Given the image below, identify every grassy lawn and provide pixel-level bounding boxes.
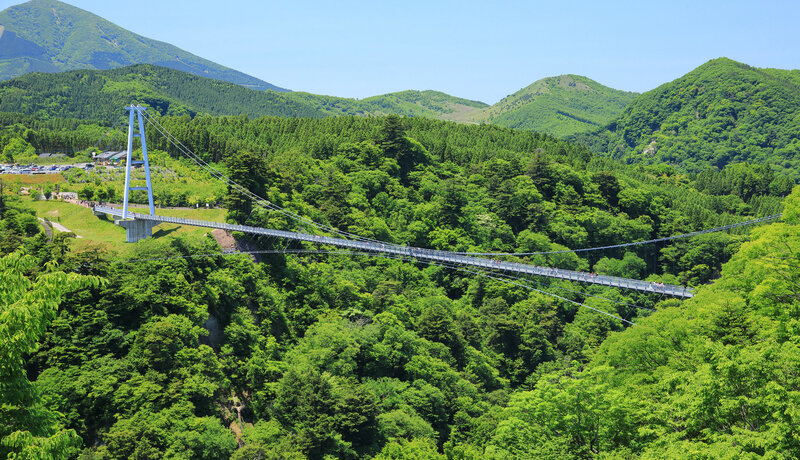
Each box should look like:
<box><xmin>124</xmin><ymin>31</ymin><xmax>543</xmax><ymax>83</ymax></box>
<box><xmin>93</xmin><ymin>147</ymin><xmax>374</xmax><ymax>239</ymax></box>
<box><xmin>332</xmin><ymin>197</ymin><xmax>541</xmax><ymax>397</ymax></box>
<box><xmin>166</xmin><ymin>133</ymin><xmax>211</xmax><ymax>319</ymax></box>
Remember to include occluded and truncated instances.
<box><xmin>26</xmin><ymin>199</ymin><xmax>228</xmax><ymax>255</ymax></box>
<box><xmin>1</xmin><ymin>173</ymin><xmax>67</xmax><ymax>189</ymax></box>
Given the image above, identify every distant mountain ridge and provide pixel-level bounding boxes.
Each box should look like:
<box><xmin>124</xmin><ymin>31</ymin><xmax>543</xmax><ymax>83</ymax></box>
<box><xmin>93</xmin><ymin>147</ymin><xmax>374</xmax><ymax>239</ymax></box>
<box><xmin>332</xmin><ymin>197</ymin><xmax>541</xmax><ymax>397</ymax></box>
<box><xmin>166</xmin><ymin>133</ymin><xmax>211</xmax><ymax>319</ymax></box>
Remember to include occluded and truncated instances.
<box><xmin>7</xmin><ymin>0</ymin><xmax>795</xmax><ymax>169</ymax></box>
<box><xmin>0</xmin><ymin>0</ymin><xmax>636</xmax><ymax>138</ymax></box>
<box><xmin>575</xmin><ymin>58</ymin><xmax>800</xmax><ymax>176</ymax></box>
<box><xmin>0</xmin><ymin>64</ymin><xmax>490</xmax><ymax>121</ymax></box>
<box><xmin>0</xmin><ymin>0</ymin><xmax>287</xmax><ymax>91</ymax></box>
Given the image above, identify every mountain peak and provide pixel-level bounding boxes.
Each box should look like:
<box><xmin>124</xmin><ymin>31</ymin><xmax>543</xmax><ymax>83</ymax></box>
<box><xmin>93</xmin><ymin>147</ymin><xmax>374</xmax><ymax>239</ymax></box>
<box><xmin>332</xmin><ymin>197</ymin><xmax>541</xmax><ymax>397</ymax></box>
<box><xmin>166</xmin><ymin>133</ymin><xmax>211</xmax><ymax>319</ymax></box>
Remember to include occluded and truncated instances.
<box><xmin>692</xmin><ymin>57</ymin><xmax>753</xmax><ymax>72</ymax></box>
<box><xmin>467</xmin><ymin>75</ymin><xmax>637</xmax><ymax>137</ymax></box>
<box><xmin>0</xmin><ymin>0</ymin><xmax>288</xmax><ymax>91</ymax></box>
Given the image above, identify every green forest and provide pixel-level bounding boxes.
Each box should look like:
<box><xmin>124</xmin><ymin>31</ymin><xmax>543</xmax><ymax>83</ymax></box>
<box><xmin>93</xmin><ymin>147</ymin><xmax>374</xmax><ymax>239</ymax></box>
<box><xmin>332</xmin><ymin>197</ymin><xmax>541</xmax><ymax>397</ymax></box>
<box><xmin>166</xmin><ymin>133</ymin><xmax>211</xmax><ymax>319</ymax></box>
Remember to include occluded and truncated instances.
<box><xmin>2</xmin><ymin>108</ymin><xmax>798</xmax><ymax>458</ymax></box>
<box><xmin>575</xmin><ymin>58</ymin><xmax>800</xmax><ymax>178</ymax></box>
<box><xmin>0</xmin><ymin>65</ymin><xmax>488</xmax><ymax>124</ymax></box>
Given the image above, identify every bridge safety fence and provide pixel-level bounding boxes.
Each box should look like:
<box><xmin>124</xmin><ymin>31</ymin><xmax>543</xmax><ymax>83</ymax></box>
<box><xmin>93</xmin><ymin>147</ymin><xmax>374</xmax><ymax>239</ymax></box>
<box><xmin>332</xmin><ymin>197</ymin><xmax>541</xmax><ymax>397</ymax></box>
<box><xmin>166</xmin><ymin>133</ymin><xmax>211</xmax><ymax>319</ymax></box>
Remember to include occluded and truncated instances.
<box><xmin>96</xmin><ymin>206</ymin><xmax>693</xmax><ymax>298</ymax></box>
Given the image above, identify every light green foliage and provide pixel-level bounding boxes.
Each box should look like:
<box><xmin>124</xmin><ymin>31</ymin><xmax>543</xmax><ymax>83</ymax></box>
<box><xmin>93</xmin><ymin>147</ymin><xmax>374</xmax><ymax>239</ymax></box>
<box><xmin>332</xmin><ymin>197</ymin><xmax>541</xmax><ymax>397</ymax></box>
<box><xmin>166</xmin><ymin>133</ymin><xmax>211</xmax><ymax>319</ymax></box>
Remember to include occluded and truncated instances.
<box><xmin>128</xmin><ymin>314</ymin><xmax>204</xmax><ymax>372</ymax></box>
<box><xmin>474</xmin><ymin>75</ymin><xmax>638</xmax><ymax>137</ymax></box>
<box><xmin>515</xmin><ymin>185</ymin><xmax>800</xmax><ymax>457</ymax></box>
<box><xmin>2</xmin><ymin>137</ymin><xmax>35</xmax><ymax>163</ymax></box>
<box><xmin>782</xmin><ymin>187</ymin><xmax>800</xmax><ymax>224</ymax></box>
<box><xmin>0</xmin><ymin>252</ymin><xmax>102</xmax><ymax>459</ymax></box>
<box><xmin>490</xmin><ymin>365</ymin><xmax>637</xmax><ymax>458</ymax></box>
<box><xmin>594</xmin><ymin>252</ymin><xmax>647</xmax><ymax>279</ymax></box>
<box><xmin>373</xmin><ymin>438</ymin><xmax>445</xmax><ymax>460</ymax></box>
<box><xmin>233</xmin><ymin>420</ymin><xmax>306</xmax><ymax>460</ymax></box>
<box><xmin>377</xmin><ymin>410</ymin><xmax>437</xmax><ymax>442</ymax></box>
<box><xmin>101</xmin><ymin>401</ymin><xmax>235</xmax><ymax>459</ymax></box>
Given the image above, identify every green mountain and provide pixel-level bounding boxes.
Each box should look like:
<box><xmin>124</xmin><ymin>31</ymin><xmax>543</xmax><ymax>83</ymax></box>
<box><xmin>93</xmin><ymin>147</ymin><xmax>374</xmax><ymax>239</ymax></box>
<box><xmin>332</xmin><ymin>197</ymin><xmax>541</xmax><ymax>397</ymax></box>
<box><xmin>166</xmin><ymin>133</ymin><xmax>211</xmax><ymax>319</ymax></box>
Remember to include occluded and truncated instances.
<box><xmin>467</xmin><ymin>75</ymin><xmax>637</xmax><ymax>137</ymax></box>
<box><xmin>0</xmin><ymin>65</ymin><xmax>319</xmax><ymax>120</ymax></box>
<box><xmin>360</xmin><ymin>90</ymin><xmax>488</xmax><ymax>117</ymax></box>
<box><xmin>0</xmin><ymin>0</ymin><xmax>634</xmax><ymax>138</ymax></box>
<box><xmin>578</xmin><ymin>58</ymin><xmax>800</xmax><ymax>176</ymax></box>
<box><xmin>0</xmin><ymin>61</ymin><xmax>635</xmax><ymax>138</ymax></box>
<box><xmin>0</xmin><ymin>0</ymin><xmax>287</xmax><ymax>91</ymax></box>
<box><xmin>0</xmin><ymin>64</ymin><xmax>490</xmax><ymax>122</ymax></box>
<box><xmin>280</xmin><ymin>89</ymin><xmax>489</xmax><ymax>120</ymax></box>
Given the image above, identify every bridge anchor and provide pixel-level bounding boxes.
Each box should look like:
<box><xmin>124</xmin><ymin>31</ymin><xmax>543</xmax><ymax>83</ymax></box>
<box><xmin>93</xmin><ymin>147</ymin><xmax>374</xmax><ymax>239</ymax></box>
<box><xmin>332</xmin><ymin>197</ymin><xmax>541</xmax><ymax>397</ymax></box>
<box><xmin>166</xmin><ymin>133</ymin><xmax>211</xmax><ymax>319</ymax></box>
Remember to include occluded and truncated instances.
<box><xmin>115</xmin><ymin>218</ymin><xmax>159</xmax><ymax>243</ymax></box>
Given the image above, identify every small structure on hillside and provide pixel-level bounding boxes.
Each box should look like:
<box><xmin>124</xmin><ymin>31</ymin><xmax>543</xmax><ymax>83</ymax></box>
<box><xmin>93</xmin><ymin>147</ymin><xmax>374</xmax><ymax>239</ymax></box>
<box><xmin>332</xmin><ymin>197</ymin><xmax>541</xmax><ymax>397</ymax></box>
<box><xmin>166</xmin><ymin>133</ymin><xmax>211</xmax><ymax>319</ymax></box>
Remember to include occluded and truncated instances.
<box><xmin>93</xmin><ymin>151</ymin><xmax>127</xmax><ymax>166</ymax></box>
<box><xmin>38</xmin><ymin>153</ymin><xmax>67</xmax><ymax>159</ymax></box>
<box><xmin>55</xmin><ymin>191</ymin><xmax>78</xmax><ymax>200</ymax></box>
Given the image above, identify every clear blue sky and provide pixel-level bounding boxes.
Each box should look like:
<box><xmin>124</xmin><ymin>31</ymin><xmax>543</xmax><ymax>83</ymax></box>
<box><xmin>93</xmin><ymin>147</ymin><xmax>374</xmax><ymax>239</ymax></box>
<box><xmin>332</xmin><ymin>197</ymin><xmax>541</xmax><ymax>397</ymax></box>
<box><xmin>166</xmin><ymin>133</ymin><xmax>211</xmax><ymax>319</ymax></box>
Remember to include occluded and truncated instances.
<box><xmin>2</xmin><ymin>0</ymin><xmax>799</xmax><ymax>103</ymax></box>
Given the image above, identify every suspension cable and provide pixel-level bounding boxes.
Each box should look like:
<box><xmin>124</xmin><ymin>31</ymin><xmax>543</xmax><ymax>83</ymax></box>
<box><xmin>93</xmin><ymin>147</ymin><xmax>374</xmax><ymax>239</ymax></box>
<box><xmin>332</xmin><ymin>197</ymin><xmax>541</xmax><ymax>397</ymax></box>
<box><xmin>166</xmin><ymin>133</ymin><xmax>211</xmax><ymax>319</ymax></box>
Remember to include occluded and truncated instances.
<box><xmin>437</xmin><ymin>261</ymin><xmax>637</xmax><ymax>326</ymax></box>
<box><xmin>139</xmin><ymin>110</ymin><xmax>779</xmax><ymax>259</ymax></box>
<box><xmin>91</xmin><ymin>114</ymin><xmax>126</xmax><ymax>153</ymax></box>
<box><xmin>113</xmin><ymin>246</ymin><xmax>652</xmax><ymax>311</ymax></box>
<box><xmin>451</xmin><ymin>214</ymin><xmax>782</xmax><ymax>256</ymax></box>
<box><xmin>143</xmin><ymin>112</ymin><xmax>400</xmax><ymax>246</ymax></box>
<box><xmin>458</xmin><ymin>264</ymin><xmax>656</xmax><ymax>312</ymax></box>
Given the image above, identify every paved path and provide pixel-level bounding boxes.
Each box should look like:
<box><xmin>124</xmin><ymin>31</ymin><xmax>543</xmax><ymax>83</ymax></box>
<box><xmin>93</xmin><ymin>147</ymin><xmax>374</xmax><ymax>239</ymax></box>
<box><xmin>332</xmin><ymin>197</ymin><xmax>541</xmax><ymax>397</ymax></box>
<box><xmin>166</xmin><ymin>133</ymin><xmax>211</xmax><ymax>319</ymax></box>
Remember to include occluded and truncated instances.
<box><xmin>38</xmin><ymin>217</ymin><xmax>82</xmax><ymax>238</ymax></box>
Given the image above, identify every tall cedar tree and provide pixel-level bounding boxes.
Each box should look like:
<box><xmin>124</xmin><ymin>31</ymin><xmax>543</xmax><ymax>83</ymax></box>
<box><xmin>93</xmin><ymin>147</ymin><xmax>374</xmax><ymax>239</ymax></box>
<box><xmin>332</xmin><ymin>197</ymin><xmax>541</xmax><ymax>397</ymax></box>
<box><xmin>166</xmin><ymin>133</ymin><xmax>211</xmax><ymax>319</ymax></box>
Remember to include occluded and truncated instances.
<box><xmin>224</xmin><ymin>151</ymin><xmax>268</xmax><ymax>224</ymax></box>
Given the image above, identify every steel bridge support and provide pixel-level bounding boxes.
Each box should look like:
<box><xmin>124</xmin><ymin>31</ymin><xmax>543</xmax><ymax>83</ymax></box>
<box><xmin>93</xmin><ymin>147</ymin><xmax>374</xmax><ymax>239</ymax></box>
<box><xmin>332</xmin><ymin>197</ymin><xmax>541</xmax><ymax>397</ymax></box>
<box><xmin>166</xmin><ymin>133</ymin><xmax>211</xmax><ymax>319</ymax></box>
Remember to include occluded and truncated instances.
<box><xmin>122</xmin><ymin>105</ymin><xmax>155</xmax><ymax>219</ymax></box>
<box><xmin>113</xmin><ymin>104</ymin><xmax>159</xmax><ymax>242</ymax></box>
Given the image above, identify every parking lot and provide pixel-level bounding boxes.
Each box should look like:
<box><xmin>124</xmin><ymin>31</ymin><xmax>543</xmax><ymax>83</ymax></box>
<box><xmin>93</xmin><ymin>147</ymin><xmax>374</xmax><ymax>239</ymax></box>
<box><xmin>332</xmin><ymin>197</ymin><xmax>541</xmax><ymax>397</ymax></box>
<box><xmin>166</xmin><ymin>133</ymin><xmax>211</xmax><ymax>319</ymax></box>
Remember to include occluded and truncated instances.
<box><xmin>0</xmin><ymin>163</ymin><xmax>95</xmax><ymax>174</ymax></box>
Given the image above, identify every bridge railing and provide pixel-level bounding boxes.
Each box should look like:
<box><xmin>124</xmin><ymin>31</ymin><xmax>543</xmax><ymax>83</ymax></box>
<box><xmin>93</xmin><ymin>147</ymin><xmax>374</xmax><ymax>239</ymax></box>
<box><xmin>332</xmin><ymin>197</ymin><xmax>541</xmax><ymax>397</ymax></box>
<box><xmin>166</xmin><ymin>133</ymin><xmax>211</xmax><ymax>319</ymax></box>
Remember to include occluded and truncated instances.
<box><xmin>94</xmin><ymin>206</ymin><xmax>693</xmax><ymax>298</ymax></box>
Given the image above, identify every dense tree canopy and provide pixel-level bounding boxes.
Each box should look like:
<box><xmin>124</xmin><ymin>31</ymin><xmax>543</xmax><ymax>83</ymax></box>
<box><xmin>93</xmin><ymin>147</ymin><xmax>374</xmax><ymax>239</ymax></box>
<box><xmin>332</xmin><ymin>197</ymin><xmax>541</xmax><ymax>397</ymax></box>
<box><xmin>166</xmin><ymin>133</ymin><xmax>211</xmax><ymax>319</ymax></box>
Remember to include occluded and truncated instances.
<box><xmin>0</xmin><ymin>106</ymin><xmax>796</xmax><ymax>458</ymax></box>
<box><xmin>575</xmin><ymin>58</ymin><xmax>800</xmax><ymax>178</ymax></box>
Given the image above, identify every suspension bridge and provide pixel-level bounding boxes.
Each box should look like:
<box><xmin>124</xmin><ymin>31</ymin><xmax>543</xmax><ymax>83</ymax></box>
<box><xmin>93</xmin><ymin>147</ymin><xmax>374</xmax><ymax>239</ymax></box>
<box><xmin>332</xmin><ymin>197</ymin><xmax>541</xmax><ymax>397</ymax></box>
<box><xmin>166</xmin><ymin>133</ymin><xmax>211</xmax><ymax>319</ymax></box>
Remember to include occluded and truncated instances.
<box><xmin>91</xmin><ymin>105</ymin><xmax>784</xmax><ymax>321</ymax></box>
<box><xmin>94</xmin><ymin>204</ymin><xmax>695</xmax><ymax>298</ymax></box>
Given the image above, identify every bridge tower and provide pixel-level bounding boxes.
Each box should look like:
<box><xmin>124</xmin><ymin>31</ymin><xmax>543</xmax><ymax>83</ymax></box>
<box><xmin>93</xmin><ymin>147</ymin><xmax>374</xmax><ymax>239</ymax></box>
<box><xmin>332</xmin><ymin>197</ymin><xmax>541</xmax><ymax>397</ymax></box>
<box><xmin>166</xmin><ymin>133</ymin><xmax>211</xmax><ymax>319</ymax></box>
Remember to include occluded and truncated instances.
<box><xmin>115</xmin><ymin>105</ymin><xmax>159</xmax><ymax>242</ymax></box>
<box><xmin>122</xmin><ymin>105</ymin><xmax>155</xmax><ymax>219</ymax></box>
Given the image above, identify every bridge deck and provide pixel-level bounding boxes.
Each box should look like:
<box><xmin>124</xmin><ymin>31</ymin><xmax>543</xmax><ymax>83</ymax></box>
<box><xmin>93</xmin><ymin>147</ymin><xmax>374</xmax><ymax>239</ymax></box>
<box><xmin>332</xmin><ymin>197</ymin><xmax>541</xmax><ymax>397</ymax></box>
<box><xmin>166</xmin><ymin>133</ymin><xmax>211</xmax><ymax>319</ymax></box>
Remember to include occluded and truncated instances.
<box><xmin>95</xmin><ymin>206</ymin><xmax>693</xmax><ymax>298</ymax></box>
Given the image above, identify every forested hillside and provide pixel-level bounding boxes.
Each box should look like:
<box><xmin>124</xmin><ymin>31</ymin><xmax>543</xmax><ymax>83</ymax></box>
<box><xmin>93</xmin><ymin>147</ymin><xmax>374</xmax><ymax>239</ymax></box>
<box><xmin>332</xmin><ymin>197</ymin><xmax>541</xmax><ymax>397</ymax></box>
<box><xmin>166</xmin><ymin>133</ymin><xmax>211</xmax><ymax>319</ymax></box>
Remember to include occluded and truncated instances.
<box><xmin>0</xmin><ymin>64</ymin><xmax>637</xmax><ymax>139</ymax></box>
<box><xmin>484</xmin><ymin>187</ymin><xmax>800</xmax><ymax>458</ymax></box>
<box><xmin>1</xmin><ymin>109</ymin><xmax>792</xmax><ymax>458</ymax></box>
<box><xmin>470</xmin><ymin>75</ymin><xmax>637</xmax><ymax>137</ymax></box>
<box><xmin>575</xmin><ymin>58</ymin><xmax>800</xmax><ymax>178</ymax></box>
<box><xmin>360</xmin><ymin>90</ymin><xmax>488</xmax><ymax>118</ymax></box>
<box><xmin>0</xmin><ymin>65</ymin><xmax>326</xmax><ymax>121</ymax></box>
<box><xmin>0</xmin><ymin>65</ymin><xmax>491</xmax><ymax>123</ymax></box>
<box><xmin>0</xmin><ymin>0</ymin><xmax>285</xmax><ymax>91</ymax></box>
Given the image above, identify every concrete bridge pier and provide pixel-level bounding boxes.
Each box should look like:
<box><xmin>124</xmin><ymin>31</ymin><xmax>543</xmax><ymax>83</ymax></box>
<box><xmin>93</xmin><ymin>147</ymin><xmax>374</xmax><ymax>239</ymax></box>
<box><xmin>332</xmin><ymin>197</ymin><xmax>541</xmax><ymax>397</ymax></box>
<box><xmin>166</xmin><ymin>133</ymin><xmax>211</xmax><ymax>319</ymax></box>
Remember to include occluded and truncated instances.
<box><xmin>115</xmin><ymin>219</ymin><xmax>160</xmax><ymax>243</ymax></box>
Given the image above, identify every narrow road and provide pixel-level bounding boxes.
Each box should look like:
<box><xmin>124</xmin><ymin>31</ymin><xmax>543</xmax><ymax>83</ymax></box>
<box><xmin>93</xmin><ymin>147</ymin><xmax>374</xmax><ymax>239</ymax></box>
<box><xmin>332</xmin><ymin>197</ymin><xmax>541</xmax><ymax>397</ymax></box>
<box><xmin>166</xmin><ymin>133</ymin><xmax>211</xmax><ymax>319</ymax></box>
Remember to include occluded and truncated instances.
<box><xmin>38</xmin><ymin>217</ymin><xmax>82</xmax><ymax>238</ymax></box>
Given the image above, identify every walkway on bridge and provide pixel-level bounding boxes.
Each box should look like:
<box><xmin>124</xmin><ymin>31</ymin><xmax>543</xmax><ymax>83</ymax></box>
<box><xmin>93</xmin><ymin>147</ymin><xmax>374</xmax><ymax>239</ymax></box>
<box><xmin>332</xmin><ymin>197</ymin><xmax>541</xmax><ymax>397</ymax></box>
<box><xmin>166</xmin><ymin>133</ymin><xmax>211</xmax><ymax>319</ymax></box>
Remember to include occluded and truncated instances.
<box><xmin>94</xmin><ymin>205</ymin><xmax>694</xmax><ymax>298</ymax></box>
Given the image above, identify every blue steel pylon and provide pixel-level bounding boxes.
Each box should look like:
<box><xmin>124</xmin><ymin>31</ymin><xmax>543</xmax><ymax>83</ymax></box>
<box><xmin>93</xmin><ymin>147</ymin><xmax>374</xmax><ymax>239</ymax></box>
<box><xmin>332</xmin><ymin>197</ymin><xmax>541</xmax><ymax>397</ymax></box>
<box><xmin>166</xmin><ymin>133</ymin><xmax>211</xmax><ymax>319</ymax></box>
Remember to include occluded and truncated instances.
<box><xmin>122</xmin><ymin>105</ymin><xmax>155</xmax><ymax>219</ymax></box>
